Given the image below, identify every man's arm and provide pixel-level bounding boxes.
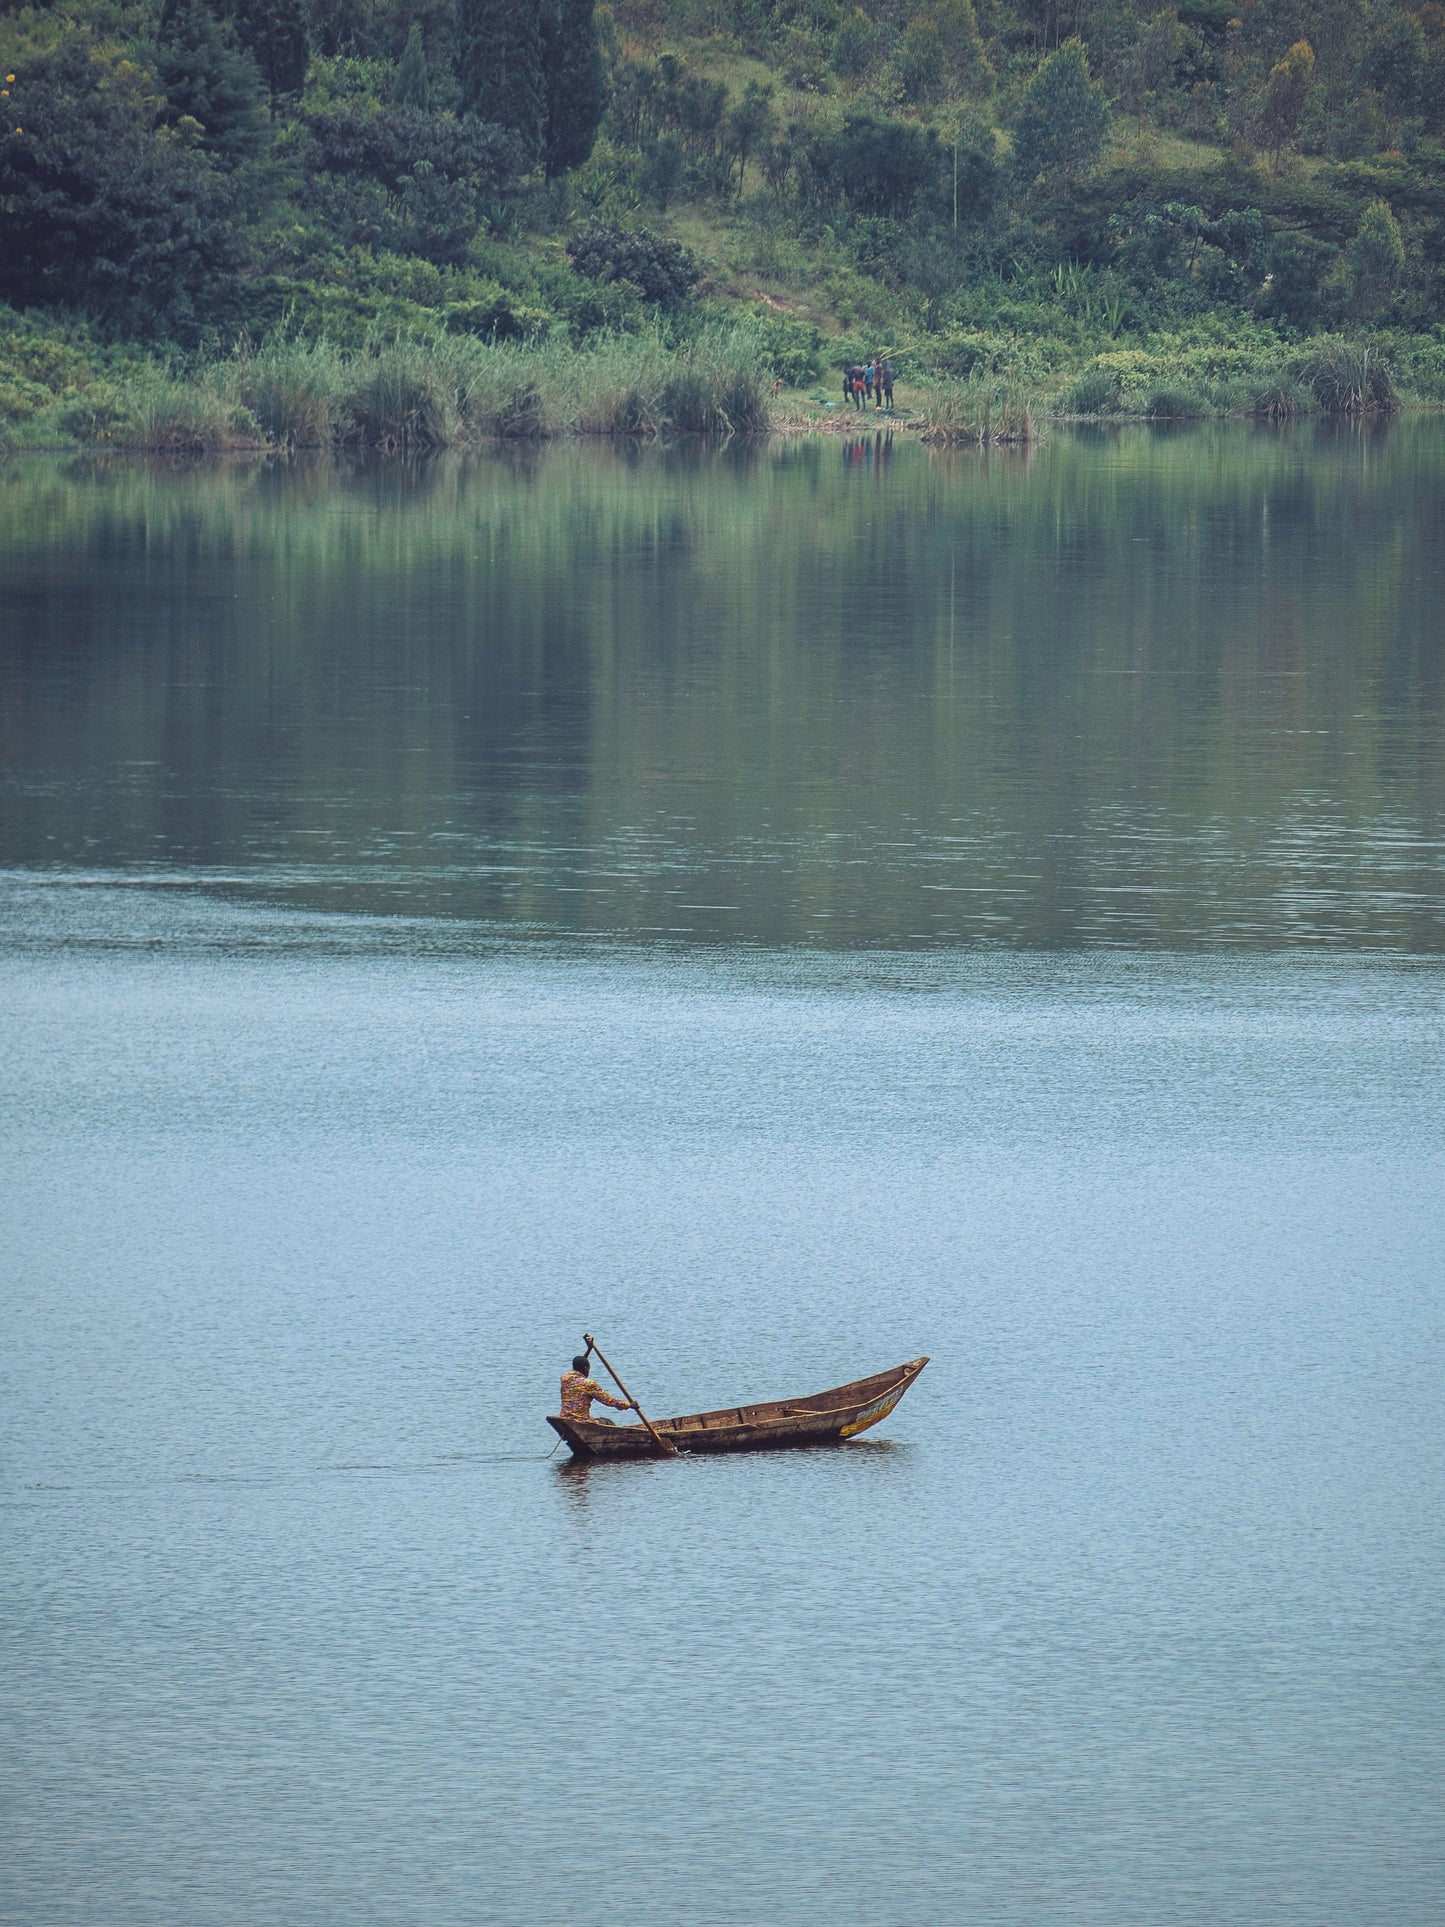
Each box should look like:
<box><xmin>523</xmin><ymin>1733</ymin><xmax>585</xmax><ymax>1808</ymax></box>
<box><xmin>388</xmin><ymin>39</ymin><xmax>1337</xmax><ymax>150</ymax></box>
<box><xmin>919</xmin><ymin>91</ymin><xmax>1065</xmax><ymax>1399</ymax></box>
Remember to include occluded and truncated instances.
<box><xmin>588</xmin><ymin>1381</ymin><xmax>632</xmax><ymax>1411</ymax></box>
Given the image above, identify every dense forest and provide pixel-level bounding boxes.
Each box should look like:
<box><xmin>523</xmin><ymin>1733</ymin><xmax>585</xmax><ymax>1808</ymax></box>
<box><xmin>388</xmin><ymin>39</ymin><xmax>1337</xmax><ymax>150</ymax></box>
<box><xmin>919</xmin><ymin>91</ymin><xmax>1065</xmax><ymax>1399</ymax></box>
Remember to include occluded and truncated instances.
<box><xmin>2</xmin><ymin>0</ymin><xmax>1444</xmax><ymax>442</ymax></box>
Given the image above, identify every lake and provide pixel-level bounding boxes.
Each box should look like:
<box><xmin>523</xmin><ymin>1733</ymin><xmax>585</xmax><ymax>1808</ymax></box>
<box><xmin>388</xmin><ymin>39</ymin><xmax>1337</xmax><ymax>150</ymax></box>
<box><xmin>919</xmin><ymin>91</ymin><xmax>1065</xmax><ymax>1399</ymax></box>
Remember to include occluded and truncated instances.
<box><xmin>3</xmin><ymin>424</ymin><xmax>1443</xmax><ymax>1925</ymax></box>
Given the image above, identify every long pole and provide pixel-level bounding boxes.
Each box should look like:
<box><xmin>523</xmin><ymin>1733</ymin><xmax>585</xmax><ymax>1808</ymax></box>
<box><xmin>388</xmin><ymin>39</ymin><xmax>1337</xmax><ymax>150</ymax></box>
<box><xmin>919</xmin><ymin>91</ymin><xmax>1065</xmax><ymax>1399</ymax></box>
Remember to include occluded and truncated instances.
<box><xmin>584</xmin><ymin>1334</ymin><xmax>677</xmax><ymax>1458</ymax></box>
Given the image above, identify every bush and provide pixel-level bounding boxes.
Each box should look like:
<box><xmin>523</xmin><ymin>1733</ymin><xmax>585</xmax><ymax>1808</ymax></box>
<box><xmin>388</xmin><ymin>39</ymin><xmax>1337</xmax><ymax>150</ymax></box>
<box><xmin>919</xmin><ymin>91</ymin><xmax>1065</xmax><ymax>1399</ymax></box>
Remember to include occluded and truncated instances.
<box><xmin>56</xmin><ymin>384</ymin><xmax>138</xmax><ymax>443</ymax></box>
<box><xmin>566</xmin><ymin>223</ymin><xmax>702</xmax><ymax>309</ymax></box>
<box><xmin>799</xmin><ymin>111</ymin><xmax>946</xmax><ymax>219</ymax></box>
<box><xmin>136</xmin><ymin>379</ymin><xmax>254</xmax><ymax>450</ymax></box>
<box><xmin>1010</xmin><ymin>40</ymin><xmax>1109</xmax><ymax>186</ymax></box>
<box><xmin>1248</xmin><ymin>378</ymin><xmax>1310</xmax><ymax>419</ymax></box>
<box><xmin>233</xmin><ymin>338</ymin><xmax>344</xmax><ymax>444</ymax></box>
<box><xmin>751</xmin><ymin>311</ymin><xmax>823</xmax><ymax>385</ymax></box>
<box><xmin>343</xmin><ymin>339</ymin><xmax>463</xmax><ymax>448</ymax></box>
<box><xmin>300</xmin><ymin>104</ymin><xmax>518</xmax><ymax>195</ymax></box>
<box><xmin>1293</xmin><ymin>338</ymin><xmax>1399</xmax><ymax>412</ymax></box>
<box><xmin>919</xmin><ymin>379</ymin><xmax>1036</xmax><ymax>443</ymax></box>
<box><xmin>1066</xmin><ymin>367</ymin><xmax>1120</xmax><ymax>413</ymax></box>
<box><xmin>1141</xmin><ymin>384</ymin><xmax>1207</xmax><ymax>417</ymax></box>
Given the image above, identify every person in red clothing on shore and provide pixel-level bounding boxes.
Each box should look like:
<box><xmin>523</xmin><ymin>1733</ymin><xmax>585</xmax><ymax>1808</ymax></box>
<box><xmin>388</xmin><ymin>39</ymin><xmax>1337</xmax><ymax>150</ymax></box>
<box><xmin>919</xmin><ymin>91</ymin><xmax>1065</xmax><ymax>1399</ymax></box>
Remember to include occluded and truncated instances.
<box><xmin>560</xmin><ymin>1351</ymin><xmax>633</xmax><ymax>1424</ymax></box>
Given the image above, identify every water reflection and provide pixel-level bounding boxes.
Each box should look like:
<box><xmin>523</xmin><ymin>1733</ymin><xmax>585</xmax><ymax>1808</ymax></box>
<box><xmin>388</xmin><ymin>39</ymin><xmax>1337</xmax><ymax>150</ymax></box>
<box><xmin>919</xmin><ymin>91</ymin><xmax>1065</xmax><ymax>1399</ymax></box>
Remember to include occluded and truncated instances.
<box><xmin>1</xmin><ymin>421</ymin><xmax>1441</xmax><ymax>949</ymax></box>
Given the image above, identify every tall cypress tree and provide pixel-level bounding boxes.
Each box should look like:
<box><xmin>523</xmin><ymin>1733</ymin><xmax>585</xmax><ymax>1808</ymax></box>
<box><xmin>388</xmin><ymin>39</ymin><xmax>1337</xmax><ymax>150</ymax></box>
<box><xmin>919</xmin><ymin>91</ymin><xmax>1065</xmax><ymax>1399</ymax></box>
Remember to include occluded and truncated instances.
<box><xmin>540</xmin><ymin>0</ymin><xmax>604</xmax><ymax>179</ymax></box>
<box><xmin>157</xmin><ymin>0</ymin><xmax>270</xmax><ymax>165</ymax></box>
<box><xmin>392</xmin><ymin>22</ymin><xmax>432</xmax><ymax>109</ymax></box>
<box><xmin>455</xmin><ymin>0</ymin><xmax>545</xmax><ymax>165</ymax></box>
<box><xmin>230</xmin><ymin>0</ymin><xmax>309</xmax><ymax>106</ymax></box>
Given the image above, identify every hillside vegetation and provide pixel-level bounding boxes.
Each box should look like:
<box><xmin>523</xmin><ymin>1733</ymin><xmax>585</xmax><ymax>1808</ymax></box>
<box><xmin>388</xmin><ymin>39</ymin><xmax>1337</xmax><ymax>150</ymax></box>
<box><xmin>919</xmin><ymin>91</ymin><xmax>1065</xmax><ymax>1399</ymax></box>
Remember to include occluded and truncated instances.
<box><xmin>3</xmin><ymin>0</ymin><xmax>1445</xmax><ymax>444</ymax></box>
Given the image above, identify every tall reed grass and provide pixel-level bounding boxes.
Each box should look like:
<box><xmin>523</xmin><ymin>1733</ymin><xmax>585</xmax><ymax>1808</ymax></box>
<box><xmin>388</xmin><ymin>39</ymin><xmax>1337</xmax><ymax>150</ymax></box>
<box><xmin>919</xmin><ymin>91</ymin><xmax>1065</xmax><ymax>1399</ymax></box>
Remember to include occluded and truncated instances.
<box><xmin>918</xmin><ymin>381</ymin><xmax>1037</xmax><ymax>445</ymax></box>
<box><xmin>175</xmin><ymin>325</ymin><xmax>776</xmax><ymax>451</ymax></box>
<box><xmin>1292</xmin><ymin>339</ymin><xmax>1400</xmax><ymax>414</ymax></box>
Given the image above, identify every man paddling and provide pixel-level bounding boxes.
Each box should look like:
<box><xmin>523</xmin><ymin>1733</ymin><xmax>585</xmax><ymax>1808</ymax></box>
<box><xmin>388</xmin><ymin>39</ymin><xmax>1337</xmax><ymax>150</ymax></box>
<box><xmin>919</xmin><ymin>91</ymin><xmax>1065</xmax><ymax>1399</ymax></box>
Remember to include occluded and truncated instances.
<box><xmin>560</xmin><ymin>1351</ymin><xmax>634</xmax><ymax>1425</ymax></box>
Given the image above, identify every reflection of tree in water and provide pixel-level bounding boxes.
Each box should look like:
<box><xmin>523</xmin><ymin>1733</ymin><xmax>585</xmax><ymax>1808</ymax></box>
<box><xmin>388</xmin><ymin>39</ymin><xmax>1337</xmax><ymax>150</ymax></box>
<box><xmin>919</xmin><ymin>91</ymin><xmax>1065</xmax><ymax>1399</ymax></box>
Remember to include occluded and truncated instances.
<box><xmin>1</xmin><ymin>422</ymin><xmax>1442</xmax><ymax>948</ymax></box>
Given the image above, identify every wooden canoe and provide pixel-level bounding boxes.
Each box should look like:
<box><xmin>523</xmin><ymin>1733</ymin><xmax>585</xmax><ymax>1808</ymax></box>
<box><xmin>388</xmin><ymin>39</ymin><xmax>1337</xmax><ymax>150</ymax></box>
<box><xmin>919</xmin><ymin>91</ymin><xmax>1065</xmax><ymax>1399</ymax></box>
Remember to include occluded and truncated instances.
<box><xmin>547</xmin><ymin>1355</ymin><xmax>929</xmax><ymax>1460</ymax></box>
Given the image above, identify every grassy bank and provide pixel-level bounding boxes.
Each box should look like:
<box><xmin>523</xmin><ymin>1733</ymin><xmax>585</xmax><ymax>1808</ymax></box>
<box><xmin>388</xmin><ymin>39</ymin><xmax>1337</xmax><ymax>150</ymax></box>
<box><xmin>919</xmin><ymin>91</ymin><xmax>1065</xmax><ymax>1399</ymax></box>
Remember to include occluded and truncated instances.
<box><xmin>3</xmin><ymin>309</ymin><xmax>1435</xmax><ymax>455</ymax></box>
<box><xmin>0</xmin><ymin>319</ymin><xmax>780</xmax><ymax>452</ymax></box>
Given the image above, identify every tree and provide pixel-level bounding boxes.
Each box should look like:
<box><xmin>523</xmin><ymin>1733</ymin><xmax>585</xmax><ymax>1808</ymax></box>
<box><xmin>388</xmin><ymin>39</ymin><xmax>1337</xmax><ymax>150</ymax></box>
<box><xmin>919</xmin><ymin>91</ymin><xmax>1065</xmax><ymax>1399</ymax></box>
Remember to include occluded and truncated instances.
<box><xmin>723</xmin><ymin>80</ymin><xmax>775</xmax><ymax>197</ymax></box>
<box><xmin>156</xmin><ymin>0</ymin><xmax>271</xmax><ymax>166</ymax></box>
<box><xmin>566</xmin><ymin>222</ymin><xmax>701</xmax><ymax>306</ymax></box>
<box><xmin>1362</xmin><ymin>12</ymin><xmax>1425</xmax><ymax>118</ymax></box>
<box><xmin>799</xmin><ymin>110</ymin><xmax>945</xmax><ymax>217</ymax></box>
<box><xmin>830</xmin><ymin>8</ymin><xmax>873</xmax><ymax>79</ymax></box>
<box><xmin>933</xmin><ymin>0</ymin><xmax>989</xmax><ymax>89</ymax></box>
<box><xmin>0</xmin><ymin>37</ymin><xmax>249</xmax><ymax>333</ymax></box>
<box><xmin>1347</xmin><ymin>195</ymin><xmax>1405</xmax><ymax>318</ymax></box>
<box><xmin>231</xmin><ymin>0</ymin><xmax>309</xmax><ymax>105</ymax></box>
<box><xmin>1010</xmin><ymin>38</ymin><xmax>1109</xmax><ymax>184</ymax></box>
<box><xmin>455</xmin><ymin>0</ymin><xmax>545</xmax><ymax>164</ymax></box>
<box><xmin>1115</xmin><ymin>7</ymin><xmax>1186</xmax><ymax>132</ymax></box>
<box><xmin>392</xmin><ymin>23</ymin><xmax>431</xmax><ymax>109</ymax></box>
<box><xmin>541</xmin><ymin>0</ymin><xmax>605</xmax><ymax>179</ymax></box>
<box><xmin>896</xmin><ymin>18</ymin><xmax>946</xmax><ymax>103</ymax></box>
<box><xmin>1257</xmin><ymin>38</ymin><xmax>1314</xmax><ymax>169</ymax></box>
<box><xmin>301</xmin><ymin>102</ymin><xmax>517</xmax><ymax>193</ymax></box>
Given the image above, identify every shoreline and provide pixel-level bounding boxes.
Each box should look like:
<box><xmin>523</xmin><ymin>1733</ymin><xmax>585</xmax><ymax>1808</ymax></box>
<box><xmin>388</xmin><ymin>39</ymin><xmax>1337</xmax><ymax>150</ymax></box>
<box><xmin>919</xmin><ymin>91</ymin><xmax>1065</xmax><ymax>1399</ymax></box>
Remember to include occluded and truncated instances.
<box><xmin>2</xmin><ymin>400</ymin><xmax>1431</xmax><ymax>460</ymax></box>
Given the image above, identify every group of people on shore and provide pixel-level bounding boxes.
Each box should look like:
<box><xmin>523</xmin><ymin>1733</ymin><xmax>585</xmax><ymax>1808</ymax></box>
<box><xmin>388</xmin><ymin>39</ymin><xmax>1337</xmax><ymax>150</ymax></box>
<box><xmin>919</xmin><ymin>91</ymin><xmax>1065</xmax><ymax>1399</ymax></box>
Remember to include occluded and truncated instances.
<box><xmin>844</xmin><ymin>355</ymin><xmax>895</xmax><ymax>410</ymax></box>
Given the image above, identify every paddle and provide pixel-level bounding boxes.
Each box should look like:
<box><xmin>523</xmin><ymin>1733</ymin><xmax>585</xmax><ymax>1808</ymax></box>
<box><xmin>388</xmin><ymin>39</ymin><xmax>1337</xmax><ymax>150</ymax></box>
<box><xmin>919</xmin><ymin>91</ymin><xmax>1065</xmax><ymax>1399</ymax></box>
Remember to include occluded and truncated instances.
<box><xmin>584</xmin><ymin>1333</ymin><xmax>678</xmax><ymax>1459</ymax></box>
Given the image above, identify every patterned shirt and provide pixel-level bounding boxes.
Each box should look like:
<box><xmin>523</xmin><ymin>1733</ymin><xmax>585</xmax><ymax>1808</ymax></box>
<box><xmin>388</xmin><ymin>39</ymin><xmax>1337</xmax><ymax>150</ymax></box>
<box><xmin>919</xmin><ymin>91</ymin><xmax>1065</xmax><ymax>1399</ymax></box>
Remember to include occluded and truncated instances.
<box><xmin>560</xmin><ymin>1370</ymin><xmax>630</xmax><ymax>1422</ymax></box>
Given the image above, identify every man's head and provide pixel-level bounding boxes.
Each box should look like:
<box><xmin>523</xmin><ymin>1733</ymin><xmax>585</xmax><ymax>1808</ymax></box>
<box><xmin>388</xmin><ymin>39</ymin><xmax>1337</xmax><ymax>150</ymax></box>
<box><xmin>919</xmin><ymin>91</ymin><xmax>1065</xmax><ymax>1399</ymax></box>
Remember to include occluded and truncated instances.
<box><xmin>572</xmin><ymin>1353</ymin><xmax>590</xmax><ymax>1375</ymax></box>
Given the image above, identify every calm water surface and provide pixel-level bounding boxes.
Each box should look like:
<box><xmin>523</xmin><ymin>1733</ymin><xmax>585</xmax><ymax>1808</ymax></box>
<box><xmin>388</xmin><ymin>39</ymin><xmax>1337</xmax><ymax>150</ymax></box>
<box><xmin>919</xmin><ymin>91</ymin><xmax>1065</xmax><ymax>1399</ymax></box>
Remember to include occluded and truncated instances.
<box><xmin>2</xmin><ymin>426</ymin><xmax>1443</xmax><ymax>1925</ymax></box>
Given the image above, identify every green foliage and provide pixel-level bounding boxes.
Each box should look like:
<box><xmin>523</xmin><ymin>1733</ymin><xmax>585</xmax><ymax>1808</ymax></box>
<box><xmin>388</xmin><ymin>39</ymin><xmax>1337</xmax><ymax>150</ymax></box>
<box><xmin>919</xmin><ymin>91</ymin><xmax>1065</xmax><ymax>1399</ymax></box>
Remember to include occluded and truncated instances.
<box><xmin>3</xmin><ymin>0</ymin><xmax>1443</xmax><ymax>437</ymax></box>
<box><xmin>896</xmin><ymin>18</ymin><xmax>945</xmax><ymax>104</ymax></box>
<box><xmin>830</xmin><ymin>8</ymin><xmax>873</xmax><ymax>79</ymax></box>
<box><xmin>566</xmin><ymin>221</ymin><xmax>702</xmax><ymax>306</ymax></box>
<box><xmin>300</xmin><ymin>101</ymin><xmax>516</xmax><ymax>191</ymax></box>
<box><xmin>1066</xmin><ymin>365</ymin><xmax>1120</xmax><ymax>412</ymax></box>
<box><xmin>456</xmin><ymin>0</ymin><xmax>544</xmax><ymax>162</ymax></box>
<box><xmin>0</xmin><ymin>37</ymin><xmax>250</xmax><ymax>334</ymax></box>
<box><xmin>932</xmin><ymin>0</ymin><xmax>988</xmax><ymax>90</ymax></box>
<box><xmin>1010</xmin><ymin>39</ymin><xmax>1109</xmax><ymax>185</ymax></box>
<box><xmin>1362</xmin><ymin>12</ymin><xmax>1425</xmax><ymax>119</ymax></box>
<box><xmin>1114</xmin><ymin>8</ymin><xmax>1188</xmax><ymax>130</ymax></box>
<box><xmin>157</xmin><ymin>0</ymin><xmax>271</xmax><ymax>166</ymax></box>
<box><xmin>801</xmin><ymin>109</ymin><xmax>946</xmax><ymax>216</ymax></box>
<box><xmin>1293</xmin><ymin>336</ymin><xmax>1399</xmax><ymax>411</ymax></box>
<box><xmin>1257</xmin><ymin>38</ymin><xmax>1314</xmax><ymax>167</ymax></box>
<box><xmin>750</xmin><ymin>309</ymin><xmax>823</xmax><ymax>383</ymax></box>
<box><xmin>233</xmin><ymin>0</ymin><xmax>310</xmax><ymax>103</ymax></box>
<box><xmin>391</xmin><ymin>23</ymin><xmax>430</xmax><ymax>108</ymax></box>
<box><xmin>1142</xmin><ymin>382</ymin><xmax>1207</xmax><ymax>416</ymax></box>
<box><xmin>1347</xmin><ymin>196</ymin><xmax>1405</xmax><ymax>319</ymax></box>
<box><xmin>541</xmin><ymin>0</ymin><xmax>604</xmax><ymax>178</ymax></box>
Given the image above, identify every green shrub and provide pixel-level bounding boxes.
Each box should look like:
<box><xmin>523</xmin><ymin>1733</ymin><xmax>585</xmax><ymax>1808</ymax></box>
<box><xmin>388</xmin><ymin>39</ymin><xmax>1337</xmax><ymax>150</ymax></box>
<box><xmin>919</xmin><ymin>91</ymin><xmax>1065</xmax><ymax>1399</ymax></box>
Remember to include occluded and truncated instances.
<box><xmin>1293</xmin><ymin>338</ymin><xmax>1399</xmax><ymax>413</ymax></box>
<box><xmin>566</xmin><ymin>224</ymin><xmax>702</xmax><ymax>310</ymax></box>
<box><xmin>1066</xmin><ymin>367</ymin><xmax>1120</xmax><ymax>413</ymax></box>
<box><xmin>443</xmin><ymin>289</ymin><xmax>553</xmax><ymax>341</ymax></box>
<box><xmin>1248</xmin><ymin>378</ymin><xmax>1310</xmax><ymax>420</ymax></box>
<box><xmin>55</xmin><ymin>384</ymin><xmax>138</xmax><ymax>444</ymax></box>
<box><xmin>750</xmin><ymin>312</ymin><xmax>823</xmax><ymax>386</ymax></box>
<box><xmin>0</xmin><ymin>374</ymin><xmax>54</xmax><ymax>421</ymax></box>
<box><xmin>342</xmin><ymin>340</ymin><xmax>463</xmax><ymax>448</ymax></box>
<box><xmin>1141</xmin><ymin>384</ymin><xmax>1207</xmax><ymax>418</ymax></box>
<box><xmin>135</xmin><ymin>381</ymin><xmax>254</xmax><ymax>450</ymax></box>
<box><xmin>234</xmin><ymin>339</ymin><xmax>344</xmax><ymax>445</ymax></box>
<box><xmin>920</xmin><ymin>380</ymin><xmax>1036</xmax><ymax>443</ymax></box>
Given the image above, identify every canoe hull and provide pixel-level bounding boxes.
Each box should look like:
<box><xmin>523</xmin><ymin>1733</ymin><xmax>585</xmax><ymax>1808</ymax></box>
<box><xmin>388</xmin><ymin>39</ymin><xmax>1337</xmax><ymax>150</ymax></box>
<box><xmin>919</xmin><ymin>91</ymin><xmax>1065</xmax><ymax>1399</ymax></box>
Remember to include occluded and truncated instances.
<box><xmin>547</xmin><ymin>1355</ymin><xmax>928</xmax><ymax>1460</ymax></box>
